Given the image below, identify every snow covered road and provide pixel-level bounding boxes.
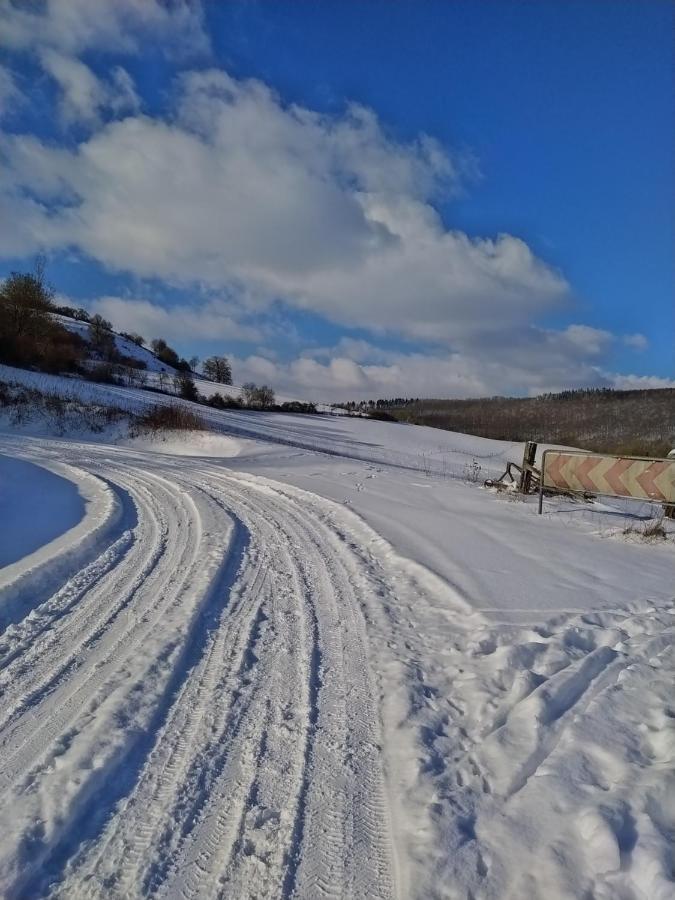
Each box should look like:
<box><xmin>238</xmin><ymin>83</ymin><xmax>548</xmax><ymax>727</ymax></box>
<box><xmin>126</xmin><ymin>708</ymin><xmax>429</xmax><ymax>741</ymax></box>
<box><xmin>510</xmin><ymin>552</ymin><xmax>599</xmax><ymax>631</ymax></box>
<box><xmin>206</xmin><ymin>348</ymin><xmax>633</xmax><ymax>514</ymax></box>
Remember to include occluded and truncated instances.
<box><xmin>0</xmin><ymin>448</ymin><xmax>399</xmax><ymax>897</ymax></box>
<box><xmin>0</xmin><ymin>426</ymin><xmax>673</xmax><ymax>899</ymax></box>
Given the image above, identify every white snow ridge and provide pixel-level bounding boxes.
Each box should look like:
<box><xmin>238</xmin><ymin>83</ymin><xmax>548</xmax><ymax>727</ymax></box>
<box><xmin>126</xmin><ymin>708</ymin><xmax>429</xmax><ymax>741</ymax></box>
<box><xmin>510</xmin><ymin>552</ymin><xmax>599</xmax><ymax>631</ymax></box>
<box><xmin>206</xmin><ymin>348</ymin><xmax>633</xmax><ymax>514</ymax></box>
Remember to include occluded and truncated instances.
<box><xmin>0</xmin><ymin>406</ymin><xmax>673</xmax><ymax>899</ymax></box>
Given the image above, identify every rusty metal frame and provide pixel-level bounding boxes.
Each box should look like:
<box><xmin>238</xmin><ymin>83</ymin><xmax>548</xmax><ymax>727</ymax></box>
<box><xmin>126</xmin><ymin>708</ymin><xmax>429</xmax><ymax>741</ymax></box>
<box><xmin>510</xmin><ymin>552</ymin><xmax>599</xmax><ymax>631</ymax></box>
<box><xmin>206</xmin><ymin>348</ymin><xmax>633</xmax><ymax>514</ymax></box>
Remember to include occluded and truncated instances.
<box><xmin>538</xmin><ymin>448</ymin><xmax>674</xmax><ymax>514</ymax></box>
<box><xmin>485</xmin><ymin>442</ymin><xmax>541</xmax><ymax>494</ymax></box>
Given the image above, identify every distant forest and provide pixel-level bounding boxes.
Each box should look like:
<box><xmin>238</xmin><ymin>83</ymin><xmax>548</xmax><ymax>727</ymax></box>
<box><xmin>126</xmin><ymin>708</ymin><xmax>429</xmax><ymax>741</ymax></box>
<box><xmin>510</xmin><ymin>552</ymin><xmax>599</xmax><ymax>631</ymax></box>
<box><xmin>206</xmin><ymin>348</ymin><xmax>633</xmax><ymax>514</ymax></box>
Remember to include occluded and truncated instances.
<box><xmin>344</xmin><ymin>388</ymin><xmax>675</xmax><ymax>457</ymax></box>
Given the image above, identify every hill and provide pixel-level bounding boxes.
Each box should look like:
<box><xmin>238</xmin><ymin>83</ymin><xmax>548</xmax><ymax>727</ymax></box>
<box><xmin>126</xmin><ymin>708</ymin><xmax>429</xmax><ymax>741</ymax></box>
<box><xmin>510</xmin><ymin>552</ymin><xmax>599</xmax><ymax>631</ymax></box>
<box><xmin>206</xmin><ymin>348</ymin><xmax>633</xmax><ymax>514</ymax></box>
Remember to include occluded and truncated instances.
<box><xmin>374</xmin><ymin>388</ymin><xmax>675</xmax><ymax>457</ymax></box>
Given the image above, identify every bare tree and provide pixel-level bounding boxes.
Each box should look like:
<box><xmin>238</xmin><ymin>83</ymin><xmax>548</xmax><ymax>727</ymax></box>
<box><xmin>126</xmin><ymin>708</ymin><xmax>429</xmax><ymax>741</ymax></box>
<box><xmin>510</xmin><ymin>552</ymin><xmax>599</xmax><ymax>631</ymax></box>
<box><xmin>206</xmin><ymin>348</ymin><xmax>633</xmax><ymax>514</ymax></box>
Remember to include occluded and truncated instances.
<box><xmin>173</xmin><ymin>370</ymin><xmax>200</xmax><ymax>402</ymax></box>
<box><xmin>0</xmin><ymin>263</ymin><xmax>87</xmax><ymax>372</ymax></box>
<box><xmin>121</xmin><ymin>332</ymin><xmax>146</xmax><ymax>347</ymax></box>
<box><xmin>88</xmin><ymin>313</ymin><xmax>115</xmax><ymax>358</ymax></box>
<box><xmin>151</xmin><ymin>338</ymin><xmax>181</xmax><ymax>368</ymax></box>
<box><xmin>0</xmin><ymin>270</ymin><xmax>54</xmax><ymax>339</ymax></box>
<box><xmin>240</xmin><ymin>382</ymin><xmax>275</xmax><ymax>409</ymax></box>
<box><xmin>202</xmin><ymin>355</ymin><xmax>233</xmax><ymax>384</ymax></box>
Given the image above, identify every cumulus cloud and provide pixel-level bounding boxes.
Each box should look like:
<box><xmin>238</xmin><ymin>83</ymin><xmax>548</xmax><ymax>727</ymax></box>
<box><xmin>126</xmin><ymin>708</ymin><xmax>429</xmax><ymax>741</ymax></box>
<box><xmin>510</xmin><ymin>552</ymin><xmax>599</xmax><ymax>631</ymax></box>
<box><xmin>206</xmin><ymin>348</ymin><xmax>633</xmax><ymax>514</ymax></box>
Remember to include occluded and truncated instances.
<box><xmin>0</xmin><ymin>34</ymin><xmax>660</xmax><ymax>398</ymax></box>
<box><xmin>227</xmin><ymin>350</ymin><xmax>584</xmax><ymax>403</ymax></box>
<box><xmin>609</xmin><ymin>373</ymin><xmax>675</xmax><ymax>390</ymax></box>
<box><xmin>0</xmin><ymin>67</ymin><xmax>567</xmax><ymax>352</ymax></box>
<box><xmin>0</xmin><ymin>0</ymin><xmax>208</xmax><ymax>58</ymax></box>
<box><xmin>559</xmin><ymin>324</ymin><xmax>613</xmax><ymax>356</ymax></box>
<box><xmin>87</xmin><ymin>295</ymin><xmax>262</xmax><ymax>344</ymax></box>
<box><xmin>622</xmin><ymin>333</ymin><xmax>649</xmax><ymax>352</ymax></box>
<box><xmin>230</xmin><ymin>332</ymin><xmax>621</xmax><ymax>403</ymax></box>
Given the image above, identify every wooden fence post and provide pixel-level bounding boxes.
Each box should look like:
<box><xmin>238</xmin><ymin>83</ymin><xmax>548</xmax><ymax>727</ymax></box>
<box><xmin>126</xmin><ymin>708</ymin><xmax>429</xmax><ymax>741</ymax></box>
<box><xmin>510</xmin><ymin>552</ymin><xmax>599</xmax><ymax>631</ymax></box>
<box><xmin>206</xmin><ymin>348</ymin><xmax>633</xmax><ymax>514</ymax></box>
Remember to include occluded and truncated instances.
<box><xmin>520</xmin><ymin>441</ymin><xmax>537</xmax><ymax>494</ymax></box>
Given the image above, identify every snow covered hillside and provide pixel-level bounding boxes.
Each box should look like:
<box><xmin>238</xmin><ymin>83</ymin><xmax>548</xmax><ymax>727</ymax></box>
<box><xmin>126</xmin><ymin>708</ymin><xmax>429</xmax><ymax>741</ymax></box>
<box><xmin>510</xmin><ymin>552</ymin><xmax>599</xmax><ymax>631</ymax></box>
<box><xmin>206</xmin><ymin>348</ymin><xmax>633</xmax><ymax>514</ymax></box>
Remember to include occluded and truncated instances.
<box><xmin>0</xmin><ymin>371</ymin><xmax>673</xmax><ymax>899</ymax></box>
<box><xmin>56</xmin><ymin>318</ymin><xmax>301</xmax><ymax>404</ymax></box>
<box><xmin>55</xmin><ymin>316</ymin><xmax>175</xmax><ymax>374</ymax></box>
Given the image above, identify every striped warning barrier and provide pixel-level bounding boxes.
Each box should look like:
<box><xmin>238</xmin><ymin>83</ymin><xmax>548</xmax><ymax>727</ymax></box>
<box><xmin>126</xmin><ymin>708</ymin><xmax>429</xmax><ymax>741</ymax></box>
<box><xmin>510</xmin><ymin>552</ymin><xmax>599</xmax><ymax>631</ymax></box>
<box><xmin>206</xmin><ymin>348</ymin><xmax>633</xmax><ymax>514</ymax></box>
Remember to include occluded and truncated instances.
<box><xmin>539</xmin><ymin>450</ymin><xmax>675</xmax><ymax>513</ymax></box>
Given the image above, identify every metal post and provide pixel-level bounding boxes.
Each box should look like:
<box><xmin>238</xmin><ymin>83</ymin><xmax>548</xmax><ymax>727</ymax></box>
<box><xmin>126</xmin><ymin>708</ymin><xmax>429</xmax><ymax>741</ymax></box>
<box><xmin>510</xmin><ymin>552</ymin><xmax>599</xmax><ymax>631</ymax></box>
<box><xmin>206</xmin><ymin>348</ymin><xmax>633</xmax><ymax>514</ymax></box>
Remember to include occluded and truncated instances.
<box><xmin>538</xmin><ymin>449</ymin><xmax>547</xmax><ymax>514</ymax></box>
<box><xmin>520</xmin><ymin>441</ymin><xmax>537</xmax><ymax>494</ymax></box>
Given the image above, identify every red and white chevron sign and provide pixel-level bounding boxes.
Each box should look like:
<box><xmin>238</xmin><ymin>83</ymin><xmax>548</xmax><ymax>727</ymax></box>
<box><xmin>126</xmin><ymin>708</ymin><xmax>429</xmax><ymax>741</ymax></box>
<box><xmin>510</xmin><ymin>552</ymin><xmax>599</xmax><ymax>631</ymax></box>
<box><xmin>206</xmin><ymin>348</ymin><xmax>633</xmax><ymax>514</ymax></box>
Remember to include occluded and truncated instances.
<box><xmin>542</xmin><ymin>451</ymin><xmax>675</xmax><ymax>502</ymax></box>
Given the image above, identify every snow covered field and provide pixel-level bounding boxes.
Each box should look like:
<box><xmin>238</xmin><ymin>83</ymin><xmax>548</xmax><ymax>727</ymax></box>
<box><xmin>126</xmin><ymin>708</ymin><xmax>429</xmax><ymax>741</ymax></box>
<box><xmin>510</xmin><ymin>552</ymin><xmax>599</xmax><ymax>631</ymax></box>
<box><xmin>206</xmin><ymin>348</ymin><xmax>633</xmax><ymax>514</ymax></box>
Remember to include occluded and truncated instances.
<box><xmin>0</xmin><ymin>370</ymin><xmax>673</xmax><ymax>899</ymax></box>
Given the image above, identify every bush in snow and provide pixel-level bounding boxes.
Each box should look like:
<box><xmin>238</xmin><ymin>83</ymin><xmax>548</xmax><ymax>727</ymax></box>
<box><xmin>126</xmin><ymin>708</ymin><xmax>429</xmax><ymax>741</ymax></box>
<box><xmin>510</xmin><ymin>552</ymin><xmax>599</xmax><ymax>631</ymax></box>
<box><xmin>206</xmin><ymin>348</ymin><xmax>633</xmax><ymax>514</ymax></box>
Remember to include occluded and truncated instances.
<box><xmin>133</xmin><ymin>403</ymin><xmax>207</xmax><ymax>435</ymax></box>
<box><xmin>366</xmin><ymin>409</ymin><xmax>397</xmax><ymax>422</ymax></box>
<box><xmin>206</xmin><ymin>392</ymin><xmax>241</xmax><ymax>410</ymax></box>
<box><xmin>463</xmin><ymin>458</ymin><xmax>483</xmax><ymax>483</ymax></box>
<box><xmin>173</xmin><ymin>371</ymin><xmax>200</xmax><ymax>402</ymax></box>
<box><xmin>0</xmin><ymin>379</ymin><xmax>127</xmax><ymax>433</ymax></box>
<box><xmin>278</xmin><ymin>401</ymin><xmax>318</xmax><ymax>414</ymax></box>
<box><xmin>240</xmin><ymin>383</ymin><xmax>275</xmax><ymax>409</ymax></box>
<box><xmin>623</xmin><ymin>516</ymin><xmax>668</xmax><ymax>542</ymax></box>
<box><xmin>84</xmin><ymin>362</ymin><xmax>122</xmax><ymax>385</ymax></box>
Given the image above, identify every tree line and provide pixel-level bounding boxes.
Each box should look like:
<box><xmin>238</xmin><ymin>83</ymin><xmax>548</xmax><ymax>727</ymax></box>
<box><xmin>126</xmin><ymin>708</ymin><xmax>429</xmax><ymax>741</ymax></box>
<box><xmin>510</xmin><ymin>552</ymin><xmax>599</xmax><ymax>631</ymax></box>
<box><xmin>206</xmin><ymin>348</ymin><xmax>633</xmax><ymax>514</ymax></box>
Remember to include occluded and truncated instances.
<box><xmin>358</xmin><ymin>390</ymin><xmax>675</xmax><ymax>457</ymax></box>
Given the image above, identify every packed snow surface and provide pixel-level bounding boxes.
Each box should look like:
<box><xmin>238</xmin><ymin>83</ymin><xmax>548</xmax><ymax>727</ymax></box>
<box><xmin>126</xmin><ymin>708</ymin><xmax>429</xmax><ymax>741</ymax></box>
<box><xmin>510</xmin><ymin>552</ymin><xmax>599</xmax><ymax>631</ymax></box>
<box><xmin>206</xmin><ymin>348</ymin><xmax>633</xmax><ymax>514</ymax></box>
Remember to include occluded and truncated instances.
<box><xmin>0</xmin><ymin>371</ymin><xmax>673</xmax><ymax>899</ymax></box>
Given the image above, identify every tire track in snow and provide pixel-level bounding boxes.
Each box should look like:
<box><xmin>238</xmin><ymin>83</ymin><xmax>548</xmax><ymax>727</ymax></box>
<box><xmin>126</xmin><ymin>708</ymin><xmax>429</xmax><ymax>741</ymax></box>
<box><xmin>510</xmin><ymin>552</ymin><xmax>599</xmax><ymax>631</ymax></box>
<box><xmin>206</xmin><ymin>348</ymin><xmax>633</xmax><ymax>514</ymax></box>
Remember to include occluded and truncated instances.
<box><xmin>201</xmin><ymin>471</ymin><xmax>396</xmax><ymax>900</ymax></box>
<box><xmin>0</xmin><ymin>470</ymin><xmax>179</xmax><ymax>783</ymax></box>
<box><xmin>0</xmin><ymin>467</ymin><xmax>243</xmax><ymax>895</ymax></box>
<box><xmin>70</xmin><ymin>513</ymin><xmax>269</xmax><ymax>897</ymax></box>
<box><xmin>62</xmin><ymin>467</ymin><xmax>397</xmax><ymax>900</ymax></box>
<box><xmin>1</xmin><ymin>434</ymin><xmax>672</xmax><ymax>900</ymax></box>
<box><xmin>0</xmin><ymin>468</ymin><xmax>130</xmax><ymax>634</ymax></box>
<box><xmin>0</xmin><ymin>453</ymin><xmax>404</xmax><ymax>899</ymax></box>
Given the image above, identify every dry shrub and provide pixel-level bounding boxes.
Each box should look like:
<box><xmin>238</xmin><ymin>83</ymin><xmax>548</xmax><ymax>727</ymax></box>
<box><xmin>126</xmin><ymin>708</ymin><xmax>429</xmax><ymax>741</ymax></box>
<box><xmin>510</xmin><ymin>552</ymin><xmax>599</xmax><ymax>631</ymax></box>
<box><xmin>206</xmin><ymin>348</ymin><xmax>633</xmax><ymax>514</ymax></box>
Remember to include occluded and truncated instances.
<box><xmin>134</xmin><ymin>403</ymin><xmax>207</xmax><ymax>434</ymax></box>
<box><xmin>623</xmin><ymin>516</ymin><xmax>668</xmax><ymax>541</ymax></box>
<box><xmin>0</xmin><ymin>379</ymin><xmax>127</xmax><ymax>433</ymax></box>
<box><xmin>85</xmin><ymin>362</ymin><xmax>121</xmax><ymax>384</ymax></box>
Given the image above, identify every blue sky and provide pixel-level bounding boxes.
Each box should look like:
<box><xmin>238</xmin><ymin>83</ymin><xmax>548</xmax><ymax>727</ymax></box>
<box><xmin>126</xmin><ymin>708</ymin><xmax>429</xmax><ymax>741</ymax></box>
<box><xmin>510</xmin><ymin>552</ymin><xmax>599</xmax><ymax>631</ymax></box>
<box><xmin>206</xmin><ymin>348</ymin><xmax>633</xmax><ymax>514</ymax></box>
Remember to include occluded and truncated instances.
<box><xmin>0</xmin><ymin>0</ymin><xmax>672</xmax><ymax>400</ymax></box>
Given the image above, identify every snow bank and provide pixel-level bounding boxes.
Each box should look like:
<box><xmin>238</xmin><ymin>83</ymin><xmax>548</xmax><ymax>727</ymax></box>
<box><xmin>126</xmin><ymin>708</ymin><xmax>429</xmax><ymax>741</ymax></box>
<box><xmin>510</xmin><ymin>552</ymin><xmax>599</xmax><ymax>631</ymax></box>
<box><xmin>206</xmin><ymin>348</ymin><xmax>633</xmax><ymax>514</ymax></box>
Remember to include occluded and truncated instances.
<box><xmin>123</xmin><ymin>431</ymin><xmax>251</xmax><ymax>458</ymax></box>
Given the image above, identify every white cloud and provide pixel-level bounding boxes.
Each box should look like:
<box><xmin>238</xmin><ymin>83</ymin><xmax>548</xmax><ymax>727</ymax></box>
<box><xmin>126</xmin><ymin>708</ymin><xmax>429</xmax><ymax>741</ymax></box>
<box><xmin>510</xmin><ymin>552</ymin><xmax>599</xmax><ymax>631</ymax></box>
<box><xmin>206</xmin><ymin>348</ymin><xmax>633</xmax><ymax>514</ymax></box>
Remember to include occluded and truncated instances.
<box><xmin>0</xmin><ymin>0</ymin><xmax>208</xmax><ymax>58</ymax></box>
<box><xmin>623</xmin><ymin>333</ymin><xmax>649</xmax><ymax>352</ymax></box>
<box><xmin>559</xmin><ymin>324</ymin><xmax>613</xmax><ymax>356</ymax></box>
<box><xmin>87</xmin><ymin>295</ymin><xmax>262</xmax><ymax>344</ymax></box>
<box><xmin>0</xmin><ymin>65</ymin><xmax>21</xmax><ymax>118</ymax></box>
<box><xmin>40</xmin><ymin>51</ymin><xmax>105</xmax><ymax>123</ymax></box>
<box><xmin>0</xmin><ymin>67</ymin><xmax>567</xmax><ymax>352</ymax></box>
<box><xmin>230</xmin><ymin>338</ymin><xmax>617</xmax><ymax>404</ymax></box>
<box><xmin>108</xmin><ymin>67</ymin><xmax>141</xmax><ymax>115</ymax></box>
<box><xmin>609</xmin><ymin>373</ymin><xmax>675</xmax><ymax>390</ymax></box>
<box><xmin>311</xmin><ymin>338</ymin><xmax>399</xmax><ymax>365</ymax></box>
<box><xmin>0</xmin><ymin>56</ymin><xmax>661</xmax><ymax>397</ymax></box>
<box><xmin>40</xmin><ymin>51</ymin><xmax>140</xmax><ymax>125</ymax></box>
<box><xmin>1</xmin><ymin>0</ymin><xmax>204</xmax><ymax>130</ymax></box>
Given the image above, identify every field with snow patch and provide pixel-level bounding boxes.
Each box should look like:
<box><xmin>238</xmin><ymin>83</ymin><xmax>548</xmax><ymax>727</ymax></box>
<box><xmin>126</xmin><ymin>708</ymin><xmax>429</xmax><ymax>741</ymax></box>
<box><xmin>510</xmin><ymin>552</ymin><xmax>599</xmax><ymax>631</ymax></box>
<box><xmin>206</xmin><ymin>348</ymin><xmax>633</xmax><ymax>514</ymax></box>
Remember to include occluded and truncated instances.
<box><xmin>0</xmin><ymin>368</ymin><xmax>673</xmax><ymax>899</ymax></box>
